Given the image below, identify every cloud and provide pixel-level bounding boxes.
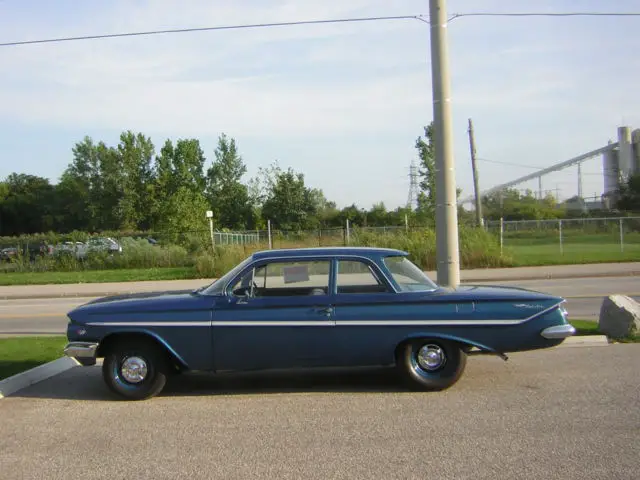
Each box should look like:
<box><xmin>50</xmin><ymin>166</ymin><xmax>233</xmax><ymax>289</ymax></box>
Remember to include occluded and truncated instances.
<box><xmin>1</xmin><ymin>0</ymin><xmax>640</xmax><ymax>206</ymax></box>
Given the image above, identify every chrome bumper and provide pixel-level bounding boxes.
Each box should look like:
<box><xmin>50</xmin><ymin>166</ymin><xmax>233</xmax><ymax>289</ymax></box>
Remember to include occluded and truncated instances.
<box><xmin>64</xmin><ymin>342</ymin><xmax>98</xmax><ymax>359</ymax></box>
<box><xmin>540</xmin><ymin>324</ymin><xmax>576</xmax><ymax>339</ymax></box>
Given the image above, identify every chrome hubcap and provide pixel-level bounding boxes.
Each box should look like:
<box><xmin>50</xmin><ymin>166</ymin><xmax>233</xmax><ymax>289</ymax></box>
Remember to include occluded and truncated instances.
<box><xmin>120</xmin><ymin>356</ymin><xmax>148</xmax><ymax>383</ymax></box>
<box><xmin>417</xmin><ymin>344</ymin><xmax>446</xmax><ymax>371</ymax></box>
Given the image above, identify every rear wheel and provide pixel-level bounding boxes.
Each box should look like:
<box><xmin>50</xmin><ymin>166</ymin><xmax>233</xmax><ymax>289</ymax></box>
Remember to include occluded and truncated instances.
<box><xmin>397</xmin><ymin>338</ymin><xmax>467</xmax><ymax>391</ymax></box>
<box><xmin>102</xmin><ymin>340</ymin><xmax>168</xmax><ymax>400</ymax></box>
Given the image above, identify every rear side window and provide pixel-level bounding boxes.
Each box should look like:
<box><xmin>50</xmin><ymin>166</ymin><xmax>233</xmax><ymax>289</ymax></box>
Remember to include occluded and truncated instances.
<box><xmin>336</xmin><ymin>260</ymin><xmax>389</xmax><ymax>294</ymax></box>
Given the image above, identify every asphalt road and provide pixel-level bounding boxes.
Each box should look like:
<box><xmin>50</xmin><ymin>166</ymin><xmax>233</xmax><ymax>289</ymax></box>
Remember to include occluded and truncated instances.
<box><xmin>0</xmin><ymin>276</ymin><xmax>639</xmax><ymax>335</ymax></box>
<box><xmin>1</xmin><ymin>344</ymin><xmax>638</xmax><ymax>479</ymax></box>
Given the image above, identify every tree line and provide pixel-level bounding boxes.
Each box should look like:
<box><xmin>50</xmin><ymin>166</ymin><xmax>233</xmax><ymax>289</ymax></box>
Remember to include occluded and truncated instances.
<box><xmin>2</xmin><ymin>124</ymin><xmax>637</xmax><ymax>237</ymax></box>
<box><xmin>0</xmin><ymin>128</ymin><xmax>445</xmax><ymax>237</ymax></box>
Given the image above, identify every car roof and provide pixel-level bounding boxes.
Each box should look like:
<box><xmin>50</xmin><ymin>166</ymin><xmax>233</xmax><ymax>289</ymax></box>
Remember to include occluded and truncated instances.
<box><xmin>251</xmin><ymin>246</ymin><xmax>408</xmax><ymax>260</ymax></box>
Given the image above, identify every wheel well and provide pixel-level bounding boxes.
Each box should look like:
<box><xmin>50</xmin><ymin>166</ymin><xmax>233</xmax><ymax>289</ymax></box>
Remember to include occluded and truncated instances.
<box><xmin>394</xmin><ymin>336</ymin><xmax>474</xmax><ymax>364</ymax></box>
<box><xmin>96</xmin><ymin>332</ymin><xmax>187</xmax><ymax>372</ymax></box>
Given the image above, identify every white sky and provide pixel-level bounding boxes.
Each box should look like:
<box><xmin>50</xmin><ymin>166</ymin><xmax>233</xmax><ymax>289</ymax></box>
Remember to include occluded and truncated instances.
<box><xmin>1</xmin><ymin>0</ymin><xmax>639</xmax><ymax>209</ymax></box>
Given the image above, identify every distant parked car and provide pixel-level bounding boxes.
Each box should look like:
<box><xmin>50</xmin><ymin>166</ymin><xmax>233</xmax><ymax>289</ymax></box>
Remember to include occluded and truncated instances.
<box><xmin>83</xmin><ymin>237</ymin><xmax>122</xmax><ymax>256</ymax></box>
<box><xmin>1</xmin><ymin>242</ymin><xmax>50</xmax><ymax>262</ymax></box>
<box><xmin>64</xmin><ymin>247</ymin><xmax>574</xmax><ymax>400</ymax></box>
<box><xmin>52</xmin><ymin>237</ymin><xmax>122</xmax><ymax>260</ymax></box>
<box><xmin>0</xmin><ymin>247</ymin><xmax>18</xmax><ymax>262</ymax></box>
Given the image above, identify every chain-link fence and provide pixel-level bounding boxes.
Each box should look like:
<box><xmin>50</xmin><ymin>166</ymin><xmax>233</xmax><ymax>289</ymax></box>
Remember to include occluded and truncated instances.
<box><xmin>484</xmin><ymin>216</ymin><xmax>640</xmax><ymax>264</ymax></box>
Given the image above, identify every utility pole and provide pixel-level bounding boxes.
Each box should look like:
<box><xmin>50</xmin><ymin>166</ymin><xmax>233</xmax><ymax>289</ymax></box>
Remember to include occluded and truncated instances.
<box><xmin>467</xmin><ymin>118</ymin><xmax>483</xmax><ymax>227</ymax></box>
<box><xmin>429</xmin><ymin>0</ymin><xmax>460</xmax><ymax>288</ymax></box>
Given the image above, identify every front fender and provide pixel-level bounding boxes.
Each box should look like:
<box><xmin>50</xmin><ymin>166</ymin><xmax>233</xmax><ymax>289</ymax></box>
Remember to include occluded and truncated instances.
<box><xmin>96</xmin><ymin>329</ymin><xmax>191</xmax><ymax>369</ymax></box>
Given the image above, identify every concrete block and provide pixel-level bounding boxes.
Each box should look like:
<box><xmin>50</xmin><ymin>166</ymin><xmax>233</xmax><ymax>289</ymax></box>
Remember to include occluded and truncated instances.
<box><xmin>598</xmin><ymin>295</ymin><xmax>640</xmax><ymax>339</ymax></box>
<box><xmin>0</xmin><ymin>357</ymin><xmax>79</xmax><ymax>399</ymax></box>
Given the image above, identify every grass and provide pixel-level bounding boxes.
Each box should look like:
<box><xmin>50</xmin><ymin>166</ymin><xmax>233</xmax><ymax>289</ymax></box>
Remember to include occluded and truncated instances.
<box><xmin>506</xmin><ymin>243</ymin><xmax>640</xmax><ymax>266</ymax></box>
<box><xmin>569</xmin><ymin>319</ymin><xmax>640</xmax><ymax>342</ymax></box>
<box><xmin>569</xmin><ymin>319</ymin><xmax>601</xmax><ymax>335</ymax></box>
<box><xmin>0</xmin><ymin>267</ymin><xmax>197</xmax><ymax>286</ymax></box>
<box><xmin>0</xmin><ymin>226</ymin><xmax>639</xmax><ymax>285</ymax></box>
<box><xmin>0</xmin><ymin>336</ymin><xmax>67</xmax><ymax>381</ymax></box>
<box><xmin>502</xmin><ymin>230</ymin><xmax>640</xmax><ymax>266</ymax></box>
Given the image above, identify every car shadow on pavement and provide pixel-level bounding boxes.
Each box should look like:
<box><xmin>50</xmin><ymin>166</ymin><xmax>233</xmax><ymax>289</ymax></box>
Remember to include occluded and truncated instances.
<box><xmin>162</xmin><ymin>366</ymin><xmax>406</xmax><ymax>398</ymax></box>
<box><xmin>13</xmin><ymin>365</ymin><xmax>411</xmax><ymax>401</ymax></box>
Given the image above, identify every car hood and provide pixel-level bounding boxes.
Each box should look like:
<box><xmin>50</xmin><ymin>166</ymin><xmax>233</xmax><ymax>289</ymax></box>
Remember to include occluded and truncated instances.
<box><xmin>69</xmin><ymin>289</ymin><xmax>215</xmax><ymax>318</ymax></box>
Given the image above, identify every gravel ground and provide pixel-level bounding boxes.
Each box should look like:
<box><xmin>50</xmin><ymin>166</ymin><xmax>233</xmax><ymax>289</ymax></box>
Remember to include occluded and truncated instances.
<box><xmin>1</xmin><ymin>344</ymin><xmax>638</xmax><ymax>480</ymax></box>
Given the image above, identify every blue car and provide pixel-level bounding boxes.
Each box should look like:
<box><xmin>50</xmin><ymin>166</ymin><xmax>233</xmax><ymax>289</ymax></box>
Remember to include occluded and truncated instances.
<box><xmin>64</xmin><ymin>247</ymin><xmax>574</xmax><ymax>400</ymax></box>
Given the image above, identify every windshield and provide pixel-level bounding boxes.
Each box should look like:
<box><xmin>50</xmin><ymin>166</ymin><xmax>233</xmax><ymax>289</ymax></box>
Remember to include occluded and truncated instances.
<box><xmin>197</xmin><ymin>256</ymin><xmax>254</xmax><ymax>295</ymax></box>
<box><xmin>383</xmin><ymin>256</ymin><xmax>438</xmax><ymax>292</ymax></box>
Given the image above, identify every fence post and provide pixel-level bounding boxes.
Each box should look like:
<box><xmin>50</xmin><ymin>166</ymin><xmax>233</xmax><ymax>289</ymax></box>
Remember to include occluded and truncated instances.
<box><xmin>346</xmin><ymin>219</ymin><xmax>350</xmax><ymax>245</ymax></box>
<box><xmin>405</xmin><ymin>214</ymin><xmax>408</xmax><ymax>233</ymax></box>
<box><xmin>619</xmin><ymin>218</ymin><xmax>624</xmax><ymax>253</ymax></box>
<box><xmin>499</xmin><ymin>217</ymin><xmax>504</xmax><ymax>257</ymax></box>
<box><xmin>267</xmin><ymin>220</ymin><xmax>272</xmax><ymax>249</ymax></box>
<box><xmin>559</xmin><ymin>219</ymin><xmax>563</xmax><ymax>255</ymax></box>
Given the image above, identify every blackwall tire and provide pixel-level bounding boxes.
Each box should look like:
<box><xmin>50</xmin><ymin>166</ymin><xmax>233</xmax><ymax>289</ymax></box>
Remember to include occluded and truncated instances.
<box><xmin>102</xmin><ymin>340</ymin><xmax>168</xmax><ymax>400</ymax></box>
<box><xmin>398</xmin><ymin>338</ymin><xmax>467</xmax><ymax>391</ymax></box>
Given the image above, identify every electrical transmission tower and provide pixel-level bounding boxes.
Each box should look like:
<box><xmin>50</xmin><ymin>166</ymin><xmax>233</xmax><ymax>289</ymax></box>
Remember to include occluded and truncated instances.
<box><xmin>407</xmin><ymin>161</ymin><xmax>420</xmax><ymax>210</ymax></box>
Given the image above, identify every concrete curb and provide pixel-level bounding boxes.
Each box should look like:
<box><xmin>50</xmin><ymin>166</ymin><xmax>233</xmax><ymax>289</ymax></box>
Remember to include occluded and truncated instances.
<box><xmin>0</xmin><ymin>291</ymin><xmax>149</xmax><ymax>300</ymax></box>
<box><xmin>0</xmin><ymin>356</ymin><xmax>79</xmax><ymax>399</ymax></box>
<box><xmin>559</xmin><ymin>335</ymin><xmax>610</xmax><ymax>347</ymax></box>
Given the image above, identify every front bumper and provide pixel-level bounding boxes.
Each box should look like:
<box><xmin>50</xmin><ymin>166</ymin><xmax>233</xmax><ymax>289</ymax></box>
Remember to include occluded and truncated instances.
<box><xmin>64</xmin><ymin>342</ymin><xmax>99</xmax><ymax>366</ymax></box>
<box><xmin>540</xmin><ymin>324</ymin><xmax>576</xmax><ymax>339</ymax></box>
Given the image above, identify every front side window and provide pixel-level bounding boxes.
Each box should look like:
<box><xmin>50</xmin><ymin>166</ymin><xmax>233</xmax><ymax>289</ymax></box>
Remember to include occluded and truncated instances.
<box><xmin>383</xmin><ymin>256</ymin><xmax>438</xmax><ymax>292</ymax></box>
<box><xmin>231</xmin><ymin>260</ymin><xmax>330</xmax><ymax>298</ymax></box>
<box><xmin>336</xmin><ymin>260</ymin><xmax>389</xmax><ymax>294</ymax></box>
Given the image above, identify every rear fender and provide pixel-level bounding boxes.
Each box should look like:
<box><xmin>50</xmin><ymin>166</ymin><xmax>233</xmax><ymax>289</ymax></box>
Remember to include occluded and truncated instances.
<box><xmin>399</xmin><ymin>332</ymin><xmax>498</xmax><ymax>354</ymax></box>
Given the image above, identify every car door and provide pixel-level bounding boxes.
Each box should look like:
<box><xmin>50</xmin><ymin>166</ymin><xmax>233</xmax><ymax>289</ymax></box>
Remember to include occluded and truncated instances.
<box><xmin>330</xmin><ymin>257</ymin><xmax>406</xmax><ymax>366</ymax></box>
<box><xmin>211</xmin><ymin>257</ymin><xmax>338</xmax><ymax>372</ymax></box>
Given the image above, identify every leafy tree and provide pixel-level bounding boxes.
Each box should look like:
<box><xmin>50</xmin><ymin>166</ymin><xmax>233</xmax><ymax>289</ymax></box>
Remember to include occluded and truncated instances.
<box><xmin>152</xmin><ymin>138</ymin><xmax>208</xmax><ymax>232</ymax></box>
<box><xmin>261</xmin><ymin>167</ymin><xmax>316</xmax><ymax>230</ymax></box>
<box><xmin>116</xmin><ymin>131</ymin><xmax>155</xmax><ymax>230</ymax></box>
<box><xmin>415</xmin><ymin>123</ymin><xmax>436</xmax><ymax>219</ymax></box>
<box><xmin>206</xmin><ymin>134</ymin><xmax>254</xmax><ymax>229</ymax></box>
<box><xmin>0</xmin><ymin>173</ymin><xmax>55</xmax><ymax>235</ymax></box>
<box><xmin>617</xmin><ymin>173</ymin><xmax>640</xmax><ymax>211</ymax></box>
<box><xmin>482</xmin><ymin>188</ymin><xmax>563</xmax><ymax>221</ymax></box>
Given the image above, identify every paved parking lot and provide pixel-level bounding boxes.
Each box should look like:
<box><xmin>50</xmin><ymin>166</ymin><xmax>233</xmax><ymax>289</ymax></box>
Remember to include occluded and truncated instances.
<box><xmin>1</xmin><ymin>344</ymin><xmax>638</xmax><ymax>479</ymax></box>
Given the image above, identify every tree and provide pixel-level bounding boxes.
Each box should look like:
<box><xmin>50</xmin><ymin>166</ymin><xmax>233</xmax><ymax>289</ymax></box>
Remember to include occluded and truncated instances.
<box><xmin>617</xmin><ymin>173</ymin><xmax>640</xmax><ymax>211</ymax></box>
<box><xmin>0</xmin><ymin>173</ymin><xmax>56</xmax><ymax>235</ymax></box>
<box><xmin>116</xmin><ymin>131</ymin><xmax>155</xmax><ymax>230</ymax></box>
<box><xmin>481</xmin><ymin>188</ymin><xmax>563</xmax><ymax>221</ymax></box>
<box><xmin>415</xmin><ymin>123</ymin><xmax>436</xmax><ymax>222</ymax></box>
<box><xmin>206</xmin><ymin>134</ymin><xmax>253</xmax><ymax>229</ymax></box>
<box><xmin>261</xmin><ymin>167</ymin><xmax>316</xmax><ymax>230</ymax></box>
<box><xmin>151</xmin><ymin>138</ymin><xmax>208</xmax><ymax>233</ymax></box>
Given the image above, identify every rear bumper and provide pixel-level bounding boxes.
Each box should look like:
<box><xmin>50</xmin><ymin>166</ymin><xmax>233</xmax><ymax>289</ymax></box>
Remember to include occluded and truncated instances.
<box><xmin>540</xmin><ymin>324</ymin><xmax>576</xmax><ymax>339</ymax></box>
<box><xmin>64</xmin><ymin>342</ymin><xmax>98</xmax><ymax>366</ymax></box>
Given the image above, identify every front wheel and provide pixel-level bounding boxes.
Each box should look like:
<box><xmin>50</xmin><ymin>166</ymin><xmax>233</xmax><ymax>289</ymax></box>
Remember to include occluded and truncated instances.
<box><xmin>102</xmin><ymin>341</ymin><xmax>168</xmax><ymax>400</ymax></box>
<box><xmin>397</xmin><ymin>339</ymin><xmax>467</xmax><ymax>391</ymax></box>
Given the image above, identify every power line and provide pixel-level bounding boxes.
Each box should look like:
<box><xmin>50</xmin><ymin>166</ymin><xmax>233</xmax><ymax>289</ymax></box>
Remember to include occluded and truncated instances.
<box><xmin>476</xmin><ymin>157</ymin><xmax>542</xmax><ymax>170</ymax></box>
<box><xmin>0</xmin><ymin>15</ymin><xmax>423</xmax><ymax>47</ymax></box>
<box><xmin>449</xmin><ymin>12</ymin><xmax>640</xmax><ymax>21</ymax></box>
<box><xmin>1</xmin><ymin>11</ymin><xmax>638</xmax><ymax>47</ymax></box>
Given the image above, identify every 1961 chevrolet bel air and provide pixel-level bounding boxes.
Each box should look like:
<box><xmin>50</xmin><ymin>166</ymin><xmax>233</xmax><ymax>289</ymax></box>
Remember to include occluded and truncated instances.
<box><xmin>64</xmin><ymin>247</ymin><xmax>575</xmax><ymax>400</ymax></box>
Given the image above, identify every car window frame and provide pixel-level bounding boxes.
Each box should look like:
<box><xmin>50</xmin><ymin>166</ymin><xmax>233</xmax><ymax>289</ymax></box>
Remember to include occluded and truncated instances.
<box><xmin>225</xmin><ymin>256</ymin><xmax>335</xmax><ymax>299</ymax></box>
<box><xmin>334</xmin><ymin>257</ymin><xmax>393</xmax><ymax>295</ymax></box>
